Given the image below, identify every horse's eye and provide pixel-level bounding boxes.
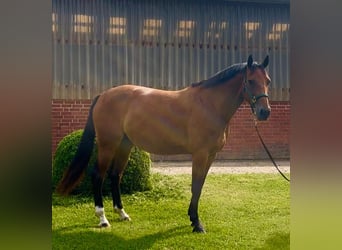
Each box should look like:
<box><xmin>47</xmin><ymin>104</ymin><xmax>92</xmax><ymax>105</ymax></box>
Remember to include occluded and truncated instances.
<box><xmin>248</xmin><ymin>80</ymin><xmax>255</xmax><ymax>85</ymax></box>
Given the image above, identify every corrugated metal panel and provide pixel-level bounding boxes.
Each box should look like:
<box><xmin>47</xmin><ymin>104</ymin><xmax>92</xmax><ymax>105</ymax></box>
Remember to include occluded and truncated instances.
<box><xmin>52</xmin><ymin>0</ymin><xmax>290</xmax><ymax>100</ymax></box>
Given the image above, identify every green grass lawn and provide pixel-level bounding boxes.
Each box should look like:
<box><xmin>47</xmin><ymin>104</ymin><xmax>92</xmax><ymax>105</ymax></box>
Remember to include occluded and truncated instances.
<box><xmin>52</xmin><ymin>173</ymin><xmax>290</xmax><ymax>250</ymax></box>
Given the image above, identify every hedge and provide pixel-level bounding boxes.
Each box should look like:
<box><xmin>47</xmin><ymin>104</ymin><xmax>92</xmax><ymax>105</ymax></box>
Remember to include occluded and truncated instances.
<box><xmin>52</xmin><ymin>130</ymin><xmax>152</xmax><ymax>196</ymax></box>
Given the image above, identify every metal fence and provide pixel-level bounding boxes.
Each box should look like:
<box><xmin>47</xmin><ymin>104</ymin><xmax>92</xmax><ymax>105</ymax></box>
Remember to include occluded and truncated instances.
<box><xmin>52</xmin><ymin>0</ymin><xmax>290</xmax><ymax>100</ymax></box>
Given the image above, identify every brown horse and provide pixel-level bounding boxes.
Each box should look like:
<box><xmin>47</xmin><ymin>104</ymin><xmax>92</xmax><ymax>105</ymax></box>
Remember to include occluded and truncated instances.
<box><xmin>57</xmin><ymin>55</ymin><xmax>271</xmax><ymax>233</ymax></box>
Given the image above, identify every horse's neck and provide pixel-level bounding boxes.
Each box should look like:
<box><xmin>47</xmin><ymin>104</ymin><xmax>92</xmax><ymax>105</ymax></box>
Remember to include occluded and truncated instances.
<box><xmin>202</xmin><ymin>75</ymin><xmax>245</xmax><ymax>123</ymax></box>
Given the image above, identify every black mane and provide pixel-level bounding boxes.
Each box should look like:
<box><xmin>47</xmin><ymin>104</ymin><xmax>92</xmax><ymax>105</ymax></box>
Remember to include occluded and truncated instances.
<box><xmin>191</xmin><ymin>62</ymin><xmax>259</xmax><ymax>88</ymax></box>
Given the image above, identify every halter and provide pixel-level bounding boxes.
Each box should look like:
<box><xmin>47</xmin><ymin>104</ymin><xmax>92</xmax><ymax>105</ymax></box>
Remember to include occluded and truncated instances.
<box><xmin>243</xmin><ymin>69</ymin><xmax>269</xmax><ymax>114</ymax></box>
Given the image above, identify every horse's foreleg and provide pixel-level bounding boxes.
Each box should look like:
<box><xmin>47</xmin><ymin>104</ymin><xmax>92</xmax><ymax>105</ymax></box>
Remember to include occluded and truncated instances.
<box><xmin>91</xmin><ymin>148</ymin><xmax>114</xmax><ymax>227</ymax></box>
<box><xmin>109</xmin><ymin>136</ymin><xmax>132</xmax><ymax>221</ymax></box>
<box><xmin>188</xmin><ymin>176</ymin><xmax>206</xmax><ymax>233</ymax></box>
<box><xmin>188</xmin><ymin>152</ymin><xmax>216</xmax><ymax>233</ymax></box>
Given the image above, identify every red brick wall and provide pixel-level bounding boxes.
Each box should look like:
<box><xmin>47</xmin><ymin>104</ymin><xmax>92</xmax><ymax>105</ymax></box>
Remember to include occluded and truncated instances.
<box><xmin>218</xmin><ymin>101</ymin><xmax>290</xmax><ymax>160</ymax></box>
<box><xmin>52</xmin><ymin>99</ymin><xmax>92</xmax><ymax>155</ymax></box>
<box><xmin>52</xmin><ymin>99</ymin><xmax>290</xmax><ymax>160</ymax></box>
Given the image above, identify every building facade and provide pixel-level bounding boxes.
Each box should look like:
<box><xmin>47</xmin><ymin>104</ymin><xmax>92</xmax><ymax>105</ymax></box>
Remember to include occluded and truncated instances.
<box><xmin>52</xmin><ymin>0</ymin><xmax>290</xmax><ymax>160</ymax></box>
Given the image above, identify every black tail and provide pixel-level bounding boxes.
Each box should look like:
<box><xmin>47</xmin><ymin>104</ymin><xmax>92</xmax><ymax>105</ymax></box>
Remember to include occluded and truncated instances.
<box><xmin>56</xmin><ymin>95</ymin><xmax>100</xmax><ymax>195</ymax></box>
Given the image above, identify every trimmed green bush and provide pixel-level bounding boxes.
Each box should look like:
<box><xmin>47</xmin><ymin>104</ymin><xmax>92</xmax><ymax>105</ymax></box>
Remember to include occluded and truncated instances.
<box><xmin>52</xmin><ymin>129</ymin><xmax>152</xmax><ymax>196</ymax></box>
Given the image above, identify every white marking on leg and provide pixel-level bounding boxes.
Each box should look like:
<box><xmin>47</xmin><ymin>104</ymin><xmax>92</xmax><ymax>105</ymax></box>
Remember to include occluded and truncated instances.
<box><xmin>114</xmin><ymin>206</ymin><xmax>131</xmax><ymax>221</ymax></box>
<box><xmin>95</xmin><ymin>206</ymin><xmax>110</xmax><ymax>227</ymax></box>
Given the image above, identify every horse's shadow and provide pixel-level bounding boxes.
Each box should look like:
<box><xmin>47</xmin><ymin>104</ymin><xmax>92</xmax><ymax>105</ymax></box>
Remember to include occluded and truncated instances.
<box><xmin>53</xmin><ymin>224</ymin><xmax>189</xmax><ymax>249</ymax></box>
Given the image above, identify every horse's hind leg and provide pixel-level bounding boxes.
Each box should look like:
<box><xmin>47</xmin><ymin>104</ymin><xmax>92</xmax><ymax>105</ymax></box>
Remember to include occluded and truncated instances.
<box><xmin>109</xmin><ymin>135</ymin><xmax>133</xmax><ymax>221</ymax></box>
<box><xmin>91</xmin><ymin>147</ymin><xmax>115</xmax><ymax>227</ymax></box>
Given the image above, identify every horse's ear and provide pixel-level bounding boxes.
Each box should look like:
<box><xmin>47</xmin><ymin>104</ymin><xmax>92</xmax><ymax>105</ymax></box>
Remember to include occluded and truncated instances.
<box><xmin>262</xmin><ymin>55</ymin><xmax>269</xmax><ymax>68</ymax></box>
<box><xmin>247</xmin><ymin>55</ymin><xmax>253</xmax><ymax>68</ymax></box>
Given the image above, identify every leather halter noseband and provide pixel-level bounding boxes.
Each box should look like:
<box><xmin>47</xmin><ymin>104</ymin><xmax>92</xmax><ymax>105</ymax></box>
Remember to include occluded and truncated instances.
<box><xmin>243</xmin><ymin>70</ymin><xmax>269</xmax><ymax>114</ymax></box>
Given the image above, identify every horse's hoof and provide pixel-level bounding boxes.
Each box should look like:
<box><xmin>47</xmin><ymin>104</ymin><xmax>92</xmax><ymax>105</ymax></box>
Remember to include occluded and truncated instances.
<box><xmin>192</xmin><ymin>226</ymin><xmax>206</xmax><ymax>233</ymax></box>
<box><xmin>114</xmin><ymin>207</ymin><xmax>131</xmax><ymax>221</ymax></box>
<box><xmin>191</xmin><ymin>223</ymin><xmax>206</xmax><ymax>233</ymax></box>
<box><xmin>99</xmin><ymin>222</ymin><xmax>110</xmax><ymax>228</ymax></box>
<box><xmin>121</xmin><ymin>216</ymin><xmax>131</xmax><ymax>221</ymax></box>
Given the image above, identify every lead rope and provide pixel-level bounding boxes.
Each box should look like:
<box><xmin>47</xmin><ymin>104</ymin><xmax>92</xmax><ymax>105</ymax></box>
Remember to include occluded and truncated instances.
<box><xmin>254</xmin><ymin>119</ymin><xmax>290</xmax><ymax>182</ymax></box>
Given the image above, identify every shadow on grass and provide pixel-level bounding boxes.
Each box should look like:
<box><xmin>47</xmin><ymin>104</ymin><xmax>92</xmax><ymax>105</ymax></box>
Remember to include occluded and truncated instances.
<box><xmin>254</xmin><ymin>232</ymin><xmax>290</xmax><ymax>250</ymax></box>
<box><xmin>53</xmin><ymin>225</ymin><xmax>189</xmax><ymax>249</ymax></box>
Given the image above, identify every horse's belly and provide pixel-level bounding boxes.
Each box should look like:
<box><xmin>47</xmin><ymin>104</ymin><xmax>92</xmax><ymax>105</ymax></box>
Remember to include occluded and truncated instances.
<box><xmin>124</xmin><ymin>116</ymin><xmax>189</xmax><ymax>154</ymax></box>
<box><xmin>125</xmin><ymin>132</ymin><xmax>187</xmax><ymax>154</ymax></box>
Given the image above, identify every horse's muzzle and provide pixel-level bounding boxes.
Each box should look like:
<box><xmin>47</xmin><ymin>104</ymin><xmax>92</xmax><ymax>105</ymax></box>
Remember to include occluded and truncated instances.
<box><xmin>257</xmin><ymin>108</ymin><xmax>271</xmax><ymax>121</ymax></box>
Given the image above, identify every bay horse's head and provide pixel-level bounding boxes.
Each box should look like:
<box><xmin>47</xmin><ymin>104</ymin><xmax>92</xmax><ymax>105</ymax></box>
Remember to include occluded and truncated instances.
<box><xmin>243</xmin><ymin>55</ymin><xmax>271</xmax><ymax>121</ymax></box>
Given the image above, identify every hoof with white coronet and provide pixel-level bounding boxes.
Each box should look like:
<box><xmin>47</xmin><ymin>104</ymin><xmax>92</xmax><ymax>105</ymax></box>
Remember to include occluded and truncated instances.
<box><xmin>114</xmin><ymin>206</ymin><xmax>131</xmax><ymax>221</ymax></box>
<box><xmin>98</xmin><ymin>222</ymin><xmax>110</xmax><ymax>228</ymax></box>
<box><xmin>95</xmin><ymin>206</ymin><xmax>111</xmax><ymax>227</ymax></box>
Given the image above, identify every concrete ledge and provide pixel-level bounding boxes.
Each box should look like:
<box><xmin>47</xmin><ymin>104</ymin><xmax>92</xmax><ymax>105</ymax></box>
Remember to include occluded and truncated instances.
<box><xmin>151</xmin><ymin>160</ymin><xmax>290</xmax><ymax>175</ymax></box>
